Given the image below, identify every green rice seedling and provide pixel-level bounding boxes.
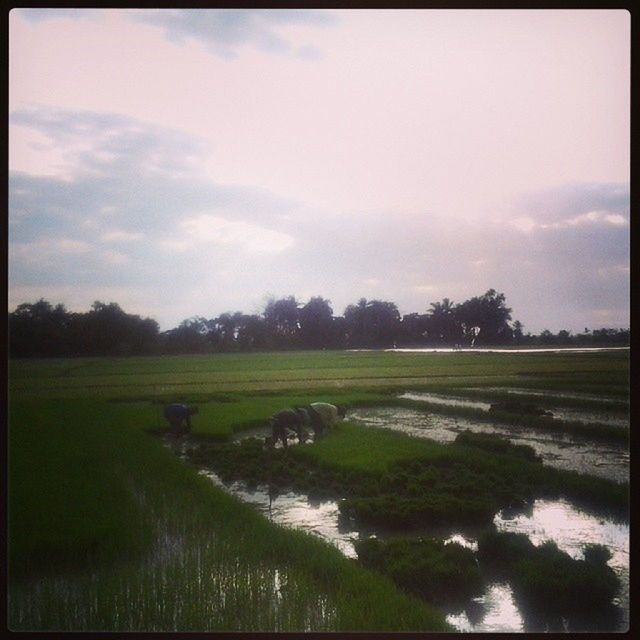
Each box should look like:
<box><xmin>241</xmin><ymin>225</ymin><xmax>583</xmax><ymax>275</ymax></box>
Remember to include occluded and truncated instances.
<box><xmin>477</xmin><ymin>530</ymin><xmax>619</xmax><ymax>615</ymax></box>
<box><xmin>355</xmin><ymin>536</ymin><xmax>484</xmax><ymax>606</ymax></box>
<box><xmin>8</xmin><ymin>397</ymin><xmax>452</xmax><ymax>632</ymax></box>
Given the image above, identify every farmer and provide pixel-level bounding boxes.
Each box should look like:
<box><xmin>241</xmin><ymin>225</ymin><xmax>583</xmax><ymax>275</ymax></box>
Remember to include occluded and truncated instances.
<box><xmin>309</xmin><ymin>402</ymin><xmax>347</xmax><ymax>436</ymax></box>
<box><xmin>268</xmin><ymin>407</ymin><xmax>311</xmax><ymax>448</ymax></box>
<box><xmin>164</xmin><ymin>403</ymin><xmax>198</xmax><ymax>437</ymax></box>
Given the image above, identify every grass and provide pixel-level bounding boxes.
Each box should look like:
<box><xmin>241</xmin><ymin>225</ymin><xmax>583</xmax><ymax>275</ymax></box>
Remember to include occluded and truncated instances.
<box><xmin>8</xmin><ymin>349</ymin><xmax>629</xmax><ymax>399</ymax></box>
<box><xmin>8</xmin><ymin>348</ymin><xmax>629</xmax><ymax>631</ymax></box>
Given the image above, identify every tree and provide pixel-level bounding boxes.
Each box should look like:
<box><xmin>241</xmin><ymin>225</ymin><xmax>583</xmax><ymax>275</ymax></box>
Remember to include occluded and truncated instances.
<box><xmin>158</xmin><ymin>316</ymin><xmax>212</xmax><ymax>354</ymax></box>
<box><xmin>425</xmin><ymin>298</ymin><xmax>461</xmax><ymax>345</ymax></box>
<box><xmin>80</xmin><ymin>301</ymin><xmax>159</xmax><ymax>355</ymax></box>
<box><xmin>343</xmin><ymin>298</ymin><xmax>368</xmax><ymax>348</ymax></box>
<box><xmin>343</xmin><ymin>298</ymin><xmax>401</xmax><ymax>348</ymax></box>
<box><xmin>212</xmin><ymin>312</ymin><xmax>239</xmax><ymax>350</ymax></box>
<box><xmin>455</xmin><ymin>290</ymin><xmax>512</xmax><ymax>345</ymax></box>
<box><xmin>299</xmin><ymin>297</ymin><xmax>334</xmax><ymax>349</ymax></box>
<box><xmin>235</xmin><ymin>313</ymin><xmax>269</xmax><ymax>350</ymax></box>
<box><xmin>401</xmin><ymin>313</ymin><xmax>430</xmax><ymax>346</ymax></box>
<box><xmin>512</xmin><ymin>320</ymin><xmax>524</xmax><ymax>345</ymax></box>
<box><xmin>263</xmin><ymin>296</ymin><xmax>300</xmax><ymax>348</ymax></box>
<box><xmin>9</xmin><ymin>299</ymin><xmax>71</xmax><ymax>357</ymax></box>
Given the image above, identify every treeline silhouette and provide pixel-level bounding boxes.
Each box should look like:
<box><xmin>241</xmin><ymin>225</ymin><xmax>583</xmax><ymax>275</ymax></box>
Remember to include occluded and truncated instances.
<box><xmin>8</xmin><ymin>291</ymin><xmax>629</xmax><ymax>358</ymax></box>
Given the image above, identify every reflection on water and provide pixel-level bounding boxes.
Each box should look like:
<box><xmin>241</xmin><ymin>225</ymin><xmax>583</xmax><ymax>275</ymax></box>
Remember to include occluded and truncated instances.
<box><xmin>349</xmin><ymin>406</ymin><xmax>629</xmax><ymax>483</ymax></box>
<box><xmin>400</xmin><ymin>390</ymin><xmax>629</xmax><ymax>428</ymax></box>
<box><xmin>447</xmin><ymin>583</ymin><xmax>524</xmax><ymax>633</ymax></box>
<box><xmin>198</xmin><ymin>470</ymin><xmax>358</xmax><ymax>558</ymax></box>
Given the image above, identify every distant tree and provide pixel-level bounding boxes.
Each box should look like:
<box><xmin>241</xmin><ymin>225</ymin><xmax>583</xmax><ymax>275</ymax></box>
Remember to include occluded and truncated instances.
<box><xmin>455</xmin><ymin>290</ymin><xmax>512</xmax><ymax>345</ymax></box>
<box><xmin>343</xmin><ymin>298</ymin><xmax>369</xmax><ymax>348</ymax></box>
<box><xmin>9</xmin><ymin>299</ymin><xmax>71</xmax><ymax>357</ymax></box>
<box><xmin>263</xmin><ymin>296</ymin><xmax>300</xmax><ymax>348</ymax></box>
<box><xmin>79</xmin><ymin>301</ymin><xmax>159</xmax><ymax>355</ymax></box>
<box><xmin>539</xmin><ymin>329</ymin><xmax>556</xmax><ymax>345</ymax></box>
<box><xmin>366</xmin><ymin>300</ymin><xmax>401</xmax><ymax>347</ymax></box>
<box><xmin>159</xmin><ymin>316</ymin><xmax>211</xmax><ymax>354</ymax></box>
<box><xmin>212</xmin><ymin>312</ymin><xmax>239</xmax><ymax>350</ymax></box>
<box><xmin>344</xmin><ymin>298</ymin><xmax>401</xmax><ymax>348</ymax></box>
<box><xmin>557</xmin><ymin>329</ymin><xmax>572</xmax><ymax>345</ymax></box>
<box><xmin>425</xmin><ymin>298</ymin><xmax>461</xmax><ymax>344</ymax></box>
<box><xmin>401</xmin><ymin>313</ymin><xmax>430</xmax><ymax>346</ymax></box>
<box><xmin>235</xmin><ymin>313</ymin><xmax>269</xmax><ymax>350</ymax></box>
<box><xmin>299</xmin><ymin>297</ymin><xmax>334</xmax><ymax>349</ymax></box>
<box><xmin>512</xmin><ymin>320</ymin><xmax>525</xmax><ymax>345</ymax></box>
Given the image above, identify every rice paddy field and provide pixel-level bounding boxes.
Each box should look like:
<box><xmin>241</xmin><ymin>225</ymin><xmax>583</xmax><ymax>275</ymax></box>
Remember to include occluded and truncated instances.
<box><xmin>7</xmin><ymin>348</ymin><xmax>630</xmax><ymax>632</ymax></box>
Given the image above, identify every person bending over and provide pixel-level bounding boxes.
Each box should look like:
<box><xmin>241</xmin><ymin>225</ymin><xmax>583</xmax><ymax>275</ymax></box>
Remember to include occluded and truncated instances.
<box><xmin>309</xmin><ymin>402</ymin><xmax>347</xmax><ymax>436</ymax></box>
<box><xmin>164</xmin><ymin>403</ymin><xmax>198</xmax><ymax>438</ymax></box>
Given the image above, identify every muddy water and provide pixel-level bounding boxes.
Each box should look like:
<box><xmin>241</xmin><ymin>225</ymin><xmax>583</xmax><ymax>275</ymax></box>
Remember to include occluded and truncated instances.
<box><xmin>399</xmin><ymin>391</ymin><xmax>629</xmax><ymax>428</ymax></box>
<box><xmin>349</xmin><ymin>407</ymin><xmax>629</xmax><ymax>483</ymax></box>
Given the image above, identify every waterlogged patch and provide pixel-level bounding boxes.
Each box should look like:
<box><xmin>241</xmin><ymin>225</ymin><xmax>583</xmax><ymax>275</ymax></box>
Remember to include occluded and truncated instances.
<box><xmin>400</xmin><ymin>390</ymin><xmax>629</xmax><ymax>428</ymax></box>
<box><xmin>349</xmin><ymin>406</ymin><xmax>629</xmax><ymax>483</ymax></box>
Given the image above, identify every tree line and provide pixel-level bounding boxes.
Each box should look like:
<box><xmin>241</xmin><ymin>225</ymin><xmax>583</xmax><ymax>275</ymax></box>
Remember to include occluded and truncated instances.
<box><xmin>8</xmin><ymin>290</ymin><xmax>629</xmax><ymax>358</ymax></box>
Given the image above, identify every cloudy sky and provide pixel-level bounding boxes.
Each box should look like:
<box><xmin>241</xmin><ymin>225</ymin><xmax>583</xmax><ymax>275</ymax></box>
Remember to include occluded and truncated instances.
<box><xmin>9</xmin><ymin>8</ymin><xmax>630</xmax><ymax>333</ymax></box>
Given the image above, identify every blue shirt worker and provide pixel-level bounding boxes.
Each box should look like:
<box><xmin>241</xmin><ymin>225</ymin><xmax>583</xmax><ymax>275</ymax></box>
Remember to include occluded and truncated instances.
<box><xmin>164</xmin><ymin>403</ymin><xmax>198</xmax><ymax>437</ymax></box>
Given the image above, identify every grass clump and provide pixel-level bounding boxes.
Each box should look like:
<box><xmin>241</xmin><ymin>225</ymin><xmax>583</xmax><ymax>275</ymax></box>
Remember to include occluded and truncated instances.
<box><xmin>354</xmin><ymin>536</ymin><xmax>484</xmax><ymax>607</ymax></box>
<box><xmin>477</xmin><ymin>530</ymin><xmax>619</xmax><ymax>614</ymax></box>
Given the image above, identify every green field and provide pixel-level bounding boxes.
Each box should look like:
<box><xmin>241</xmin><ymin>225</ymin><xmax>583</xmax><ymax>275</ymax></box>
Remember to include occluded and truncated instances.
<box><xmin>8</xmin><ymin>349</ymin><xmax>629</xmax><ymax>631</ymax></box>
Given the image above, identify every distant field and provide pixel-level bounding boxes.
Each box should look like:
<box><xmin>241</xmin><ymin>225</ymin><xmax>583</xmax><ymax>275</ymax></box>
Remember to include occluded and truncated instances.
<box><xmin>8</xmin><ymin>349</ymin><xmax>630</xmax><ymax>400</ymax></box>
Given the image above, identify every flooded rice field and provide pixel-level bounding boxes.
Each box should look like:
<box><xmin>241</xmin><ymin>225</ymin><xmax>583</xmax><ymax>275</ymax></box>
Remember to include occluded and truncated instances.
<box><xmin>399</xmin><ymin>391</ymin><xmax>629</xmax><ymax>428</ymax></box>
<box><xmin>188</xmin><ymin>463</ymin><xmax>628</xmax><ymax>633</ymax></box>
<box><xmin>166</xmin><ymin>389</ymin><xmax>629</xmax><ymax>633</ymax></box>
<box><xmin>348</xmin><ymin>407</ymin><xmax>629</xmax><ymax>483</ymax></box>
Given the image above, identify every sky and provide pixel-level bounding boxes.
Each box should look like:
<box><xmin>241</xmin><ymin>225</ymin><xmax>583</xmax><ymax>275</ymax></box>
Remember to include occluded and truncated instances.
<box><xmin>8</xmin><ymin>8</ymin><xmax>630</xmax><ymax>333</ymax></box>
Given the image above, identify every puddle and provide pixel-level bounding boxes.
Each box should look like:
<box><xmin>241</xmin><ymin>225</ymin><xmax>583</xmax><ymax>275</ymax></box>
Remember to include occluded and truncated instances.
<box><xmin>400</xmin><ymin>391</ymin><xmax>629</xmax><ymax>428</ymax></box>
<box><xmin>349</xmin><ymin>407</ymin><xmax>629</xmax><ymax>484</ymax></box>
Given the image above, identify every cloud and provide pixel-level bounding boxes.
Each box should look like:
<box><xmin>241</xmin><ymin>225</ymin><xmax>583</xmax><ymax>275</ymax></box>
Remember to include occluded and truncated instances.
<box><xmin>12</xmin><ymin>8</ymin><xmax>101</xmax><ymax>23</ymax></box>
<box><xmin>8</xmin><ymin>105</ymin><xmax>629</xmax><ymax>333</ymax></box>
<box><xmin>10</xmin><ymin>107</ymin><xmax>207</xmax><ymax>180</ymax></box>
<box><xmin>8</xmin><ymin>106</ymin><xmax>305</xmax><ymax>325</ymax></box>
<box><xmin>100</xmin><ymin>230</ymin><xmax>143</xmax><ymax>243</ymax></box>
<box><xmin>153</xmin><ymin>213</ymin><xmax>296</xmax><ymax>254</ymax></box>
<box><xmin>512</xmin><ymin>182</ymin><xmax>629</xmax><ymax>224</ymax></box>
<box><xmin>134</xmin><ymin>9</ymin><xmax>338</xmax><ymax>59</ymax></box>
